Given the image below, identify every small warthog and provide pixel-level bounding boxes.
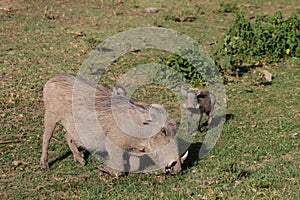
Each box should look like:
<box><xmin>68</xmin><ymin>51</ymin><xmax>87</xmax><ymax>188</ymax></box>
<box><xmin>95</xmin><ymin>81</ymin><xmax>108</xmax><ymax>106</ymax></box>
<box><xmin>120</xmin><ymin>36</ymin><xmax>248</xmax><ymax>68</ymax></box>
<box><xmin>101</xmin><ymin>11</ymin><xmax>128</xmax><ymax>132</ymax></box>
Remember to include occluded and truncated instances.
<box><xmin>181</xmin><ymin>88</ymin><xmax>216</xmax><ymax>134</ymax></box>
<box><xmin>41</xmin><ymin>73</ymin><xmax>187</xmax><ymax>176</ymax></box>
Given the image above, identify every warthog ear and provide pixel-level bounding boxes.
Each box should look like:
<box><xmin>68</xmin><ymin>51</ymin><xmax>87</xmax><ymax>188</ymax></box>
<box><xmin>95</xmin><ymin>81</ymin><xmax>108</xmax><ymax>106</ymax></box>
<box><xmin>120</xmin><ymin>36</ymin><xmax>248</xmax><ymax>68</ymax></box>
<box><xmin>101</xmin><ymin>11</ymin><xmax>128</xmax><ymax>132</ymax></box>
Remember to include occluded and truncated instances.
<box><xmin>169</xmin><ymin>118</ymin><xmax>176</xmax><ymax>125</ymax></box>
<box><xmin>113</xmin><ymin>85</ymin><xmax>126</xmax><ymax>96</ymax></box>
<box><xmin>181</xmin><ymin>89</ymin><xmax>187</xmax><ymax>97</ymax></box>
<box><xmin>195</xmin><ymin>89</ymin><xmax>202</xmax><ymax>96</ymax></box>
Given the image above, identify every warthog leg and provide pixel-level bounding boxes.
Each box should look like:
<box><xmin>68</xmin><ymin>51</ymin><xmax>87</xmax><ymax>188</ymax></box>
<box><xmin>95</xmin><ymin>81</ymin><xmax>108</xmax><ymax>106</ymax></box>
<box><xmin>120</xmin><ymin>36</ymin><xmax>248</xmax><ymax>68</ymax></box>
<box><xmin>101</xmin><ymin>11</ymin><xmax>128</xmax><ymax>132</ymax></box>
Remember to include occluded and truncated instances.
<box><xmin>129</xmin><ymin>156</ymin><xmax>140</xmax><ymax>172</ymax></box>
<box><xmin>40</xmin><ymin>112</ymin><xmax>57</xmax><ymax>169</ymax></box>
<box><xmin>197</xmin><ymin>112</ymin><xmax>203</xmax><ymax>132</ymax></box>
<box><xmin>187</xmin><ymin>110</ymin><xmax>193</xmax><ymax>135</ymax></box>
<box><xmin>206</xmin><ymin>111</ymin><xmax>213</xmax><ymax>130</ymax></box>
<box><xmin>108</xmin><ymin>145</ymin><xmax>124</xmax><ymax>170</ymax></box>
<box><xmin>64</xmin><ymin>132</ymin><xmax>85</xmax><ymax>166</ymax></box>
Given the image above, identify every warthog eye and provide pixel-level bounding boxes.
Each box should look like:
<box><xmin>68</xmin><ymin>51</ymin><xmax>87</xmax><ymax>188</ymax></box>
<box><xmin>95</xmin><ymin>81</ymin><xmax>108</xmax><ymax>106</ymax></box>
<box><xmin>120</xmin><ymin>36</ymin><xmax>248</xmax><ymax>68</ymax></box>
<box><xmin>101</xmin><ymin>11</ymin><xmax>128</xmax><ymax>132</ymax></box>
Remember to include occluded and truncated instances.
<box><xmin>161</xmin><ymin>127</ymin><xmax>167</xmax><ymax>135</ymax></box>
<box><xmin>142</xmin><ymin>119</ymin><xmax>152</xmax><ymax>125</ymax></box>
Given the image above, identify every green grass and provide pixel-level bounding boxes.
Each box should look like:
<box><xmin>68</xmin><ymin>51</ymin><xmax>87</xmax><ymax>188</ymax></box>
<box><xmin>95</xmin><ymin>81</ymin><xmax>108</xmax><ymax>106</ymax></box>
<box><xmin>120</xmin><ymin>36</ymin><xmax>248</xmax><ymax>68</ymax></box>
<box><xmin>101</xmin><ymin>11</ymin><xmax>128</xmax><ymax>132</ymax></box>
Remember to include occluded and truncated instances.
<box><xmin>1</xmin><ymin>0</ymin><xmax>299</xmax><ymax>199</ymax></box>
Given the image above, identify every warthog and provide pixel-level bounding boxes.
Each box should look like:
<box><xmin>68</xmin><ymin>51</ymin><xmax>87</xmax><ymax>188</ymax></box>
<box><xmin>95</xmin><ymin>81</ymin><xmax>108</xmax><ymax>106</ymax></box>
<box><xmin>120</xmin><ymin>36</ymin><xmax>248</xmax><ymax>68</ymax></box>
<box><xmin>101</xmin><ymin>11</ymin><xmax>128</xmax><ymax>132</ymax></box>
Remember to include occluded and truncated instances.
<box><xmin>181</xmin><ymin>88</ymin><xmax>216</xmax><ymax>134</ymax></box>
<box><xmin>41</xmin><ymin>73</ymin><xmax>187</xmax><ymax>176</ymax></box>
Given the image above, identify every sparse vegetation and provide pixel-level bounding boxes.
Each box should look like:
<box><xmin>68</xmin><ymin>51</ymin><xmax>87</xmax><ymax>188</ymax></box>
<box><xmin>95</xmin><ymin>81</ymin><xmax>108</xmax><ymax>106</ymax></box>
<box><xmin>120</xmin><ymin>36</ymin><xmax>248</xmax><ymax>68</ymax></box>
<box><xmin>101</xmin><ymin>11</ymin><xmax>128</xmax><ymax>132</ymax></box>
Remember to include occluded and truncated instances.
<box><xmin>215</xmin><ymin>11</ymin><xmax>300</xmax><ymax>72</ymax></box>
<box><xmin>1</xmin><ymin>0</ymin><xmax>299</xmax><ymax>199</ymax></box>
<box><xmin>163</xmin><ymin>11</ymin><xmax>300</xmax><ymax>85</ymax></box>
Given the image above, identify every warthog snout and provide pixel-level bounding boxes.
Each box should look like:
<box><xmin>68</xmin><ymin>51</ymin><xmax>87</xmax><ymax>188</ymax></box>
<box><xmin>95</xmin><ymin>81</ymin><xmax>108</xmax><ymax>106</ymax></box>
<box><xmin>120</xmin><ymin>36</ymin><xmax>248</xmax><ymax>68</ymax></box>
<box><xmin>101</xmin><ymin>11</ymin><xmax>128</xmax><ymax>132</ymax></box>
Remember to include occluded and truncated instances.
<box><xmin>165</xmin><ymin>151</ymin><xmax>188</xmax><ymax>174</ymax></box>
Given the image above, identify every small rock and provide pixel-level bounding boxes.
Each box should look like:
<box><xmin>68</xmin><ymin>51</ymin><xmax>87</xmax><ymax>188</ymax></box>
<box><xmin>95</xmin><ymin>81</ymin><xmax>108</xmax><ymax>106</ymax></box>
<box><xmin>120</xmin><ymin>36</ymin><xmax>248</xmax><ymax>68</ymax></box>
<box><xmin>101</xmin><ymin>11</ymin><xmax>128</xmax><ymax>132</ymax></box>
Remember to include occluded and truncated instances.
<box><xmin>262</xmin><ymin>70</ymin><xmax>272</xmax><ymax>82</ymax></box>
<box><xmin>145</xmin><ymin>7</ymin><xmax>159</xmax><ymax>13</ymax></box>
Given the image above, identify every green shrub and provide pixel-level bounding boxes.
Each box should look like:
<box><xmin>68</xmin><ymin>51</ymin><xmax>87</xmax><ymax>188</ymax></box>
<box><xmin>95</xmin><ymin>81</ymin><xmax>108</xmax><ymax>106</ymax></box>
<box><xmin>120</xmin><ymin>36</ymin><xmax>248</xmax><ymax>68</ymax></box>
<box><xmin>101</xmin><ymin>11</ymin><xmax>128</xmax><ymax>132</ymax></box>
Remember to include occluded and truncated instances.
<box><xmin>160</xmin><ymin>48</ymin><xmax>221</xmax><ymax>87</ymax></box>
<box><xmin>163</xmin><ymin>54</ymin><xmax>203</xmax><ymax>87</ymax></box>
<box><xmin>214</xmin><ymin>11</ymin><xmax>300</xmax><ymax>72</ymax></box>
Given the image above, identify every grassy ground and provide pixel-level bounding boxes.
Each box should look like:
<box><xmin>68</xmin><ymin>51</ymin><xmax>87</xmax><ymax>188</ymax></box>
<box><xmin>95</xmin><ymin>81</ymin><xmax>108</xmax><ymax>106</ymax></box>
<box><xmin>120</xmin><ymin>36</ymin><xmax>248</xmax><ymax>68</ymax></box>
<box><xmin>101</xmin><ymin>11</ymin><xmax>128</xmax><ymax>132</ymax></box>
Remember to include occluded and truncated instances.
<box><xmin>1</xmin><ymin>0</ymin><xmax>299</xmax><ymax>199</ymax></box>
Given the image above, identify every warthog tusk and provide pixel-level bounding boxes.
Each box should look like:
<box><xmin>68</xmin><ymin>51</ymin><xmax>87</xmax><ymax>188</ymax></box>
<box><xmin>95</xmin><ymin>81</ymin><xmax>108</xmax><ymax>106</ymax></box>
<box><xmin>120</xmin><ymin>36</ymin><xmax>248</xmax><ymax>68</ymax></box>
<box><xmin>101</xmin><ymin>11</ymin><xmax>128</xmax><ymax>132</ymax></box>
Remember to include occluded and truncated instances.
<box><xmin>181</xmin><ymin>151</ymin><xmax>188</xmax><ymax>162</ymax></box>
<box><xmin>167</xmin><ymin>160</ymin><xmax>177</xmax><ymax>168</ymax></box>
<box><xmin>167</xmin><ymin>151</ymin><xmax>189</xmax><ymax>168</ymax></box>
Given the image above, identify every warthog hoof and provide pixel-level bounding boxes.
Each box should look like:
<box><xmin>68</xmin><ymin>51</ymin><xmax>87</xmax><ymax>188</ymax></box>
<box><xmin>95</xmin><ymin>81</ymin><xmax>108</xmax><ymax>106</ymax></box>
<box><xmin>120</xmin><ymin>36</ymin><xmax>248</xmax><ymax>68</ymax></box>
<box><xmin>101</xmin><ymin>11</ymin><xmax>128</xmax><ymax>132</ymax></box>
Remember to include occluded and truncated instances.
<box><xmin>40</xmin><ymin>158</ymin><xmax>49</xmax><ymax>169</ymax></box>
<box><xmin>74</xmin><ymin>155</ymin><xmax>86</xmax><ymax>166</ymax></box>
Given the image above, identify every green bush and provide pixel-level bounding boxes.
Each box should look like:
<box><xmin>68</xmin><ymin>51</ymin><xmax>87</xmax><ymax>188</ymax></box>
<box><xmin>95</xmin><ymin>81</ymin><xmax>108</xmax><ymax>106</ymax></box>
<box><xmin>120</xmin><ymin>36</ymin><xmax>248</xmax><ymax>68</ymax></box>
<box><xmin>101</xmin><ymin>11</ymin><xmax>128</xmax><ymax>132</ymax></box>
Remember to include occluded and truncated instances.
<box><xmin>160</xmin><ymin>48</ymin><xmax>221</xmax><ymax>87</ymax></box>
<box><xmin>214</xmin><ymin>11</ymin><xmax>300</xmax><ymax>72</ymax></box>
<box><xmin>163</xmin><ymin>53</ymin><xmax>203</xmax><ymax>87</ymax></box>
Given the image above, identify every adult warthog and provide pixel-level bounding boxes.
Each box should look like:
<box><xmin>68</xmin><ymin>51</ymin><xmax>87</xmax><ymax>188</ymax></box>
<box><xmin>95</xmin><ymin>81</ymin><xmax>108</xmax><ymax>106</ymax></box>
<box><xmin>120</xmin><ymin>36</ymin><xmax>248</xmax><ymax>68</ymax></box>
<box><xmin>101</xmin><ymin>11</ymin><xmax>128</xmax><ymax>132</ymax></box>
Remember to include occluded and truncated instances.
<box><xmin>40</xmin><ymin>73</ymin><xmax>187</xmax><ymax>176</ymax></box>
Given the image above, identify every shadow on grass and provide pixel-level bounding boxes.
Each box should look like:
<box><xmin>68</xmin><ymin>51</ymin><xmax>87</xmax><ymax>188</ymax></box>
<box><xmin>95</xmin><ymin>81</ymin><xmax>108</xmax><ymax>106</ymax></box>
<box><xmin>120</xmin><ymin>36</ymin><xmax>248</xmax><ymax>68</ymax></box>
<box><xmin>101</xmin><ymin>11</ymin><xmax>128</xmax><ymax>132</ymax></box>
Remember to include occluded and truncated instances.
<box><xmin>48</xmin><ymin>147</ymin><xmax>91</xmax><ymax>168</ymax></box>
<box><xmin>48</xmin><ymin>151</ymin><xmax>72</xmax><ymax>168</ymax></box>
<box><xmin>198</xmin><ymin>113</ymin><xmax>234</xmax><ymax>132</ymax></box>
<box><xmin>180</xmin><ymin>140</ymin><xmax>204</xmax><ymax>170</ymax></box>
<box><xmin>180</xmin><ymin>113</ymin><xmax>234</xmax><ymax>170</ymax></box>
<box><xmin>212</xmin><ymin>113</ymin><xmax>234</xmax><ymax>127</ymax></box>
<box><xmin>233</xmin><ymin>63</ymin><xmax>263</xmax><ymax>77</ymax></box>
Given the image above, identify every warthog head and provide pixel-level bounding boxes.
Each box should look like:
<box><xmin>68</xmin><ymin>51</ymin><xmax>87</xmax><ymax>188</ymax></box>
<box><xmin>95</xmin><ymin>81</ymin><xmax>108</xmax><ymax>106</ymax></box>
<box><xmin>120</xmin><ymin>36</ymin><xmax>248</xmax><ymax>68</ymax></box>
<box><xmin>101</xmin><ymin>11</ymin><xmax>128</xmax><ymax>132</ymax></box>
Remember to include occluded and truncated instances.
<box><xmin>181</xmin><ymin>88</ymin><xmax>200</xmax><ymax>110</ymax></box>
<box><xmin>107</xmin><ymin>97</ymin><xmax>188</xmax><ymax>174</ymax></box>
